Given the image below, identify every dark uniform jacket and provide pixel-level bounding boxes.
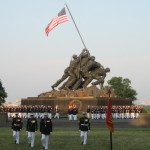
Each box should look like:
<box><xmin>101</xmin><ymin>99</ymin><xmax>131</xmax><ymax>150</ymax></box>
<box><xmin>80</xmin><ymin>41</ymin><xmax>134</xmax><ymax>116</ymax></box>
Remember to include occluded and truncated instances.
<box><xmin>87</xmin><ymin>108</ymin><xmax>91</xmax><ymax>113</ymax></box>
<box><xmin>12</xmin><ymin>117</ymin><xmax>23</xmax><ymax>131</ymax></box>
<box><xmin>68</xmin><ymin>108</ymin><xmax>73</xmax><ymax>115</ymax></box>
<box><xmin>72</xmin><ymin>108</ymin><xmax>78</xmax><ymax>115</ymax></box>
<box><xmin>26</xmin><ymin>117</ymin><xmax>38</xmax><ymax>132</ymax></box>
<box><xmin>40</xmin><ymin>118</ymin><xmax>52</xmax><ymax>135</ymax></box>
<box><xmin>79</xmin><ymin>116</ymin><xmax>90</xmax><ymax>131</ymax></box>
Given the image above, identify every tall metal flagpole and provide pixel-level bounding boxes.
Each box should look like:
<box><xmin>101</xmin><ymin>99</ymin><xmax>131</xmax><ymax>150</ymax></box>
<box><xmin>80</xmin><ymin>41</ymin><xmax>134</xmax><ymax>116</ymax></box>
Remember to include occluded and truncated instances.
<box><xmin>65</xmin><ymin>3</ymin><xmax>87</xmax><ymax>49</ymax></box>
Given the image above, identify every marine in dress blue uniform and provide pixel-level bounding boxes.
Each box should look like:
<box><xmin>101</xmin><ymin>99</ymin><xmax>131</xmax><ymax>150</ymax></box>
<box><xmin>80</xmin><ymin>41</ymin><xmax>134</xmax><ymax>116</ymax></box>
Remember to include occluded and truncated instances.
<box><xmin>40</xmin><ymin>114</ymin><xmax>53</xmax><ymax>150</ymax></box>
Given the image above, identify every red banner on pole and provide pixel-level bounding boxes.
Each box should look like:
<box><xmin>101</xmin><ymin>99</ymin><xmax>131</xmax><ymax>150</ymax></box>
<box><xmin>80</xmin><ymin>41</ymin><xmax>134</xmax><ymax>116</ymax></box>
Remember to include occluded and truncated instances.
<box><xmin>106</xmin><ymin>97</ymin><xmax>114</xmax><ymax>133</ymax></box>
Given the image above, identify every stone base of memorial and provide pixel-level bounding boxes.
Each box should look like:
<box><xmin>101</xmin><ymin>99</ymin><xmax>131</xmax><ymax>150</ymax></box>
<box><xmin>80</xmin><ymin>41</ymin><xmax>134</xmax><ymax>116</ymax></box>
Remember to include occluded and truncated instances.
<box><xmin>21</xmin><ymin>86</ymin><xmax>132</xmax><ymax>111</ymax></box>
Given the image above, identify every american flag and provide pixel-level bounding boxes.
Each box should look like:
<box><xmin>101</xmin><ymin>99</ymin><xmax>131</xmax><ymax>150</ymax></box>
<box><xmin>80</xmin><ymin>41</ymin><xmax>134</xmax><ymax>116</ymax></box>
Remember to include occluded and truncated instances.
<box><xmin>45</xmin><ymin>8</ymin><xmax>69</xmax><ymax>36</ymax></box>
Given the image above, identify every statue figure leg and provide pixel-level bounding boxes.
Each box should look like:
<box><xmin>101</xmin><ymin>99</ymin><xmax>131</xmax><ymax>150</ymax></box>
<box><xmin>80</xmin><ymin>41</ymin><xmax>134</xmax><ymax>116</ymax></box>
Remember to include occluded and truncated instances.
<box><xmin>82</xmin><ymin>77</ymin><xmax>93</xmax><ymax>88</ymax></box>
<box><xmin>59</xmin><ymin>76</ymin><xmax>76</xmax><ymax>90</ymax></box>
<box><xmin>58</xmin><ymin>81</ymin><xmax>67</xmax><ymax>90</ymax></box>
<box><xmin>51</xmin><ymin>74</ymin><xmax>68</xmax><ymax>89</ymax></box>
<box><xmin>72</xmin><ymin>78</ymin><xmax>82</xmax><ymax>90</ymax></box>
<box><xmin>65</xmin><ymin>77</ymin><xmax>77</xmax><ymax>90</ymax></box>
<box><xmin>91</xmin><ymin>77</ymin><xmax>104</xmax><ymax>88</ymax></box>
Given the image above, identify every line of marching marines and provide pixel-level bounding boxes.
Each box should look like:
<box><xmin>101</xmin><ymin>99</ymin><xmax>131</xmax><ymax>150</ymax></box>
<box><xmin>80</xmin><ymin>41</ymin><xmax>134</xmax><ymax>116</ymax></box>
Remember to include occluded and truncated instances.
<box><xmin>11</xmin><ymin>112</ymin><xmax>90</xmax><ymax>150</ymax></box>
<box><xmin>0</xmin><ymin>105</ymin><xmax>144</xmax><ymax>120</ymax></box>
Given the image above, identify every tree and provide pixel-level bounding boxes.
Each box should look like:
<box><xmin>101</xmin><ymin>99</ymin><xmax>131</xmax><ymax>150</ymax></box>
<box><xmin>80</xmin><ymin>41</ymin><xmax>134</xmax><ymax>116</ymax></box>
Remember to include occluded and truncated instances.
<box><xmin>107</xmin><ymin>77</ymin><xmax>137</xmax><ymax>100</ymax></box>
<box><xmin>0</xmin><ymin>80</ymin><xmax>7</xmax><ymax>105</ymax></box>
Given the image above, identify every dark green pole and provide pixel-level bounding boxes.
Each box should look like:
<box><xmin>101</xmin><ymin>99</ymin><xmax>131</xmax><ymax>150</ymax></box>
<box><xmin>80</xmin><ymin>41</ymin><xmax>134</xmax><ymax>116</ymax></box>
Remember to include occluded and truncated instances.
<box><xmin>110</xmin><ymin>131</ymin><xmax>112</xmax><ymax>150</ymax></box>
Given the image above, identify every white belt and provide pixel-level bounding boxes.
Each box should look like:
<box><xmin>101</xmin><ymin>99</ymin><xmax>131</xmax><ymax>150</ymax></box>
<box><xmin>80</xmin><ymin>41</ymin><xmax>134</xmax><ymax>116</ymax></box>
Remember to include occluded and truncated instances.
<box><xmin>81</xmin><ymin>124</ymin><xmax>88</xmax><ymax>126</ymax></box>
<box><xmin>14</xmin><ymin>124</ymin><xmax>20</xmax><ymax>126</ymax></box>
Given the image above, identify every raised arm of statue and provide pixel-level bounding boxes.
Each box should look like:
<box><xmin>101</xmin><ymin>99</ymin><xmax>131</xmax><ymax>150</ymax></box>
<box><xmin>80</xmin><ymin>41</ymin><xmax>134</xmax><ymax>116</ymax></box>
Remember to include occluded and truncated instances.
<box><xmin>79</xmin><ymin>48</ymin><xmax>90</xmax><ymax>58</ymax></box>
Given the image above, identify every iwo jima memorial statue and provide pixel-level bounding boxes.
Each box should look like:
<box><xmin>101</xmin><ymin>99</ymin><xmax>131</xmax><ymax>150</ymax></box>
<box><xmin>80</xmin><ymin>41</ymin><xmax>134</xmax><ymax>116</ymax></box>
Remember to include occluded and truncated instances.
<box><xmin>21</xmin><ymin>48</ymin><xmax>132</xmax><ymax>111</ymax></box>
<box><xmin>21</xmin><ymin>6</ymin><xmax>132</xmax><ymax>111</ymax></box>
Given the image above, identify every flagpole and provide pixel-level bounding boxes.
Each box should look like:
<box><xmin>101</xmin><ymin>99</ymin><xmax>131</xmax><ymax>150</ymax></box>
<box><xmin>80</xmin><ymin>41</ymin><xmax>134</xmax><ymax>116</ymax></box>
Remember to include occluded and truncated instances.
<box><xmin>108</xmin><ymin>89</ymin><xmax>113</xmax><ymax>150</ymax></box>
<box><xmin>65</xmin><ymin>3</ymin><xmax>87</xmax><ymax>49</ymax></box>
<box><xmin>110</xmin><ymin>131</ymin><xmax>112</xmax><ymax>150</ymax></box>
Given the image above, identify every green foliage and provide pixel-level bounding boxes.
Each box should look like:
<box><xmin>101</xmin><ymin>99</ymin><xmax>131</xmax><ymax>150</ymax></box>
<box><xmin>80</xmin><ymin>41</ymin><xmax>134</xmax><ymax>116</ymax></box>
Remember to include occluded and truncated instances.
<box><xmin>0</xmin><ymin>80</ymin><xmax>7</xmax><ymax>105</ymax></box>
<box><xmin>143</xmin><ymin>106</ymin><xmax>150</xmax><ymax>114</ymax></box>
<box><xmin>107</xmin><ymin>77</ymin><xmax>137</xmax><ymax>100</ymax></box>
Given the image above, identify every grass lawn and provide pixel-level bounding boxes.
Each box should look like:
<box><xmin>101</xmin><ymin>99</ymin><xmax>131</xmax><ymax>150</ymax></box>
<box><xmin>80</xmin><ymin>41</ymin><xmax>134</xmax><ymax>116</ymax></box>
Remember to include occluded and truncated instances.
<box><xmin>0</xmin><ymin>127</ymin><xmax>150</xmax><ymax>150</ymax></box>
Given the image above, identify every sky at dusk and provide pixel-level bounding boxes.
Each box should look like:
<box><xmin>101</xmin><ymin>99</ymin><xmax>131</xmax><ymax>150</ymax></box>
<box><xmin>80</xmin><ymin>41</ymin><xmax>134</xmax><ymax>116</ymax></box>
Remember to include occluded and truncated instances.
<box><xmin>0</xmin><ymin>0</ymin><xmax>150</xmax><ymax>104</ymax></box>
